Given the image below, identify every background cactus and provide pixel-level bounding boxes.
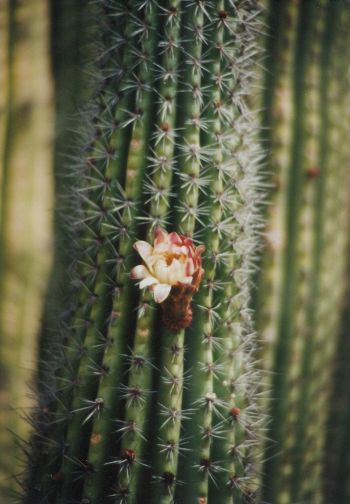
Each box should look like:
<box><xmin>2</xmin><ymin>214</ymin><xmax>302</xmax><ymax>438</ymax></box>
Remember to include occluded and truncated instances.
<box><xmin>324</xmin><ymin>248</ymin><xmax>350</xmax><ymax>503</ymax></box>
<box><xmin>38</xmin><ymin>0</ymin><xmax>92</xmax><ymax>374</ymax></box>
<box><xmin>0</xmin><ymin>0</ymin><xmax>53</xmax><ymax>497</ymax></box>
<box><xmin>23</xmin><ymin>1</ymin><xmax>264</xmax><ymax>503</ymax></box>
<box><xmin>255</xmin><ymin>1</ymin><xmax>350</xmax><ymax>503</ymax></box>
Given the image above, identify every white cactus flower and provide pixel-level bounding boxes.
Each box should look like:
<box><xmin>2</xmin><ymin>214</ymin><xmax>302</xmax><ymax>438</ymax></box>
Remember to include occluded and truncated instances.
<box><xmin>131</xmin><ymin>228</ymin><xmax>205</xmax><ymax>303</ymax></box>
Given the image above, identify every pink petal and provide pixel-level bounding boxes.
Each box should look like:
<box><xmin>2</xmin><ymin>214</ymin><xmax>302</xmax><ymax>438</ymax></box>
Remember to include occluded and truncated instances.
<box><xmin>196</xmin><ymin>244</ymin><xmax>205</xmax><ymax>255</ymax></box>
<box><xmin>169</xmin><ymin>232</ymin><xmax>182</xmax><ymax>245</ymax></box>
<box><xmin>185</xmin><ymin>259</ymin><xmax>195</xmax><ymax>276</ymax></box>
<box><xmin>182</xmin><ymin>276</ymin><xmax>193</xmax><ymax>284</ymax></box>
<box><xmin>154</xmin><ymin>227</ymin><xmax>169</xmax><ymax>246</ymax></box>
<box><xmin>153</xmin><ymin>283</ymin><xmax>171</xmax><ymax>303</ymax></box>
<box><xmin>183</xmin><ymin>237</ymin><xmax>193</xmax><ymax>248</ymax></box>
<box><xmin>139</xmin><ymin>276</ymin><xmax>159</xmax><ymax>289</ymax></box>
<box><xmin>130</xmin><ymin>264</ymin><xmax>149</xmax><ymax>280</ymax></box>
<box><xmin>134</xmin><ymin>241</ymin><xmax>153</xmax><ymax>263</ymax></box>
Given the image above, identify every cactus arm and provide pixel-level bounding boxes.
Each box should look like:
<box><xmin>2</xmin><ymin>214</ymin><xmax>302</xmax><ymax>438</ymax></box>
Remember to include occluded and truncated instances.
<box><xmin>261</xmin><ymin>2</ymin><xmax>315</xmax><ymax>500</ymax></box>
<box><xmin>109</xmin><ymin>3</ymin><xmax>182</xmax><ymax>503</ymax></box>
<box><xmin>284</xmin><ymin>2</ymin><xmax>329</xmax><ymax>501</ymax></box>
<box><xmin>176</xmin><ymin>3</ymin><xmax>226</xmax><ymax>501</ymax></box>
<box><xmin>214</xmin><ymin>4</ymin><xmax>263</xmax><ymax>503</ymax></box>
<box><xmin>57</xmin><ymin>5</ymin><xmax>143</xmax><ymax>501</ymax></box>
<box><xmin>255</xmin><ymin>0</ymin><xmax>299</xmax><ymax>387</ymax></box>
<box><xmin>73</xmin><ymin>4</ymin><xmax>161</xmax><ymax>503</ymax></box>
<box><xmin>273</xmin><ymin>3</ymin><xmax>326</xmax><ymax>502</ymax></box>
<box><xmin>151</xmin><ymin>3</ymin><xmax>205</xmax><ymax>502</ymax></box>
<box><xmin>300</xmin><ymin>6</ymin><xmax>350</xmax><ymax>500</ymax></box>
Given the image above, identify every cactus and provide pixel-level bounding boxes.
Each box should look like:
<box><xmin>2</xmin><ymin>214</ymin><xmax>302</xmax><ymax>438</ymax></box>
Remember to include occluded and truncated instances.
<box><xmin>324</xmin><ymin>258</ymin><xmax>350</xmax><ymax>502</ymax></box>
<box><xmin>0</xmin><ymin>0</ymin><xmax>53</xmax><ymax>497</ymax></box>
<box><xmin>38</xmin><ymin>0</ymin><xmax>93</xmax><ymax>375</ymax></box>
<box><xmin>23</xmin><ymin>1</ymin><xmax>263</xmax><ymax>504</ymax></box>
<box><xmin>256</xmin><ymin>1</ymin><xmax>350</xmax><ymax>503</ymax></box>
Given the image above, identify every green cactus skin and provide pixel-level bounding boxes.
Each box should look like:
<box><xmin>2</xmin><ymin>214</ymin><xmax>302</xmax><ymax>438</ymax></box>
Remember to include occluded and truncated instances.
<box><xmin>322</xmin><ymin>12</ymin><xmax>350</xmax><ymax>502</ymax></box>
<box><xmin>175</xmin><ymin>5</ymin><xmax>224</xmax><ymax>502</ymax></box>
<box><xmin>255</xmin><ymin>0</ymin><xmax>299</xmax><ymax>385</ymax></box>
<box><xmin>301</xmin><ymin>7</ymin><xmax>350</xmax><ymax>502</ymax></box>
<box><xmin>324</xmin><ymin>250</ymin><xmax>350</xmax><ymax>499</ymax></box>
<box><xmin>59</xmin><ymin>4</ymin><xmax>160</xmax><ymax>500</ymax></box>
<box><xmin>291</xmin><ymin>6</ymin><xmax>347</xmax><ymax>502</ymax></box>
<box><xmin>274</xmin><ymin>3</ymin><xmax>327</xmax><ymax>503</ymax></box>
<box><xmin>256</xmin><ymin>1</ymin><xmax>350</xmax><ymax>503</ymax></box>
<box><xmin>255</xmin><ymin>0</ymin><xmax>300</xmax><ymax>498</ymax></box>
<box><xmin>25</xmin><ymin>4</ymin><xmax>134</xmax><ymax>502</ymax></box>
<box><xmin>82</xmin><ymin>4</ymin><xmax>163</xmax><ymax>502</ymax></box>
<box><xmin>23</xmin><ymin>1</ymin><xmax>263</xmax><ymax>503</ymax></box>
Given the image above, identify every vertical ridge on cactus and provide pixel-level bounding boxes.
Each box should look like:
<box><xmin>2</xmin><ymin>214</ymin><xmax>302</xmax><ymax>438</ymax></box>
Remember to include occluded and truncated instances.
<box><xmin>256</xmin><ymin>1</ymin><xmax>350</xmax><ymax>503</ymax></box>
<box><xmin>300</xmin><ymin>5</ymin><xmax>350</xmax><ymax>499</ymax></box>
<box><xmin>153</xmin><ymin>4</ymin><xmax>205</xmax><ymax>501</ymax></box>
<box><xmin>176</xmin><ymin>4</ymin><xmax>226</xmax><ymax>501</ymax></box>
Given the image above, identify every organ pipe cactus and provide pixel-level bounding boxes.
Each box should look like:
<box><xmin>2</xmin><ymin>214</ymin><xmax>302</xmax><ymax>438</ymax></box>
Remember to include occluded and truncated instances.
<box><xmin>24</xmin><ymin>1</ymin><xmax>263</xmax><ymax>503</ymax></box>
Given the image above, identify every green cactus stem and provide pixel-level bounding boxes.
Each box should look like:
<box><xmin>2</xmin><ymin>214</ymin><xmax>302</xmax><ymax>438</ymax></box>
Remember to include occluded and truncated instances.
<box><xmin>255</xmin><ymin>0</ymin><xmax>299</xmax><ymax>390</ymax></box>
<box><xmin>23</xmin><ymin>1</ymin><xmax>263</xmax><ymax>503</ymax></box>
<box><xmin>257</xmin><ymin>1</ymin><xmax>350</xmax><ymax>503</ymax></box>
<box><xmin>59</xmin><ymin>4</ymin><xmax>158</xmax><ymax>502</ymax></box>
<box><xmin>112</xmin><ymin>4</ymin><xmax>182</xmax><ymax>503</ymax></box>
<box><xmin>274</xmin><ymin>3</ymin><xmax>326</xmax><ymax>502</ymax></box>
<box><xmin>300</xmin><ymin>7</ymin><xmax>350</xmax><ymax>501</ymax></box>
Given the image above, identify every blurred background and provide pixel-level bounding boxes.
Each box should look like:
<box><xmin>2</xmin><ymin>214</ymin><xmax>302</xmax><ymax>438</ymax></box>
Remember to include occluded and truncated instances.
<box><xmin>1</xmin><ymin>1</ymin><xmax>350</xmax><ymax>503</ymax></box>
<box><xmin>0</xmin><ymin>0</ymin><xmax>91</xmax><ymax>498</ymax></box>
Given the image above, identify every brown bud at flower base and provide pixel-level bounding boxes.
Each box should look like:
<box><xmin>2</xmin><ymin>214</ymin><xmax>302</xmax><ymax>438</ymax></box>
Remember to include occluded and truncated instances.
<box><xmin>161</xmin><ymin>284</ymin><xmax>196</xmax><ymax>331</ymax></box>
<box><xmin>162</xmin><ymin>263</ymin><xmax>204</xmax><ymax>331</ymax></box>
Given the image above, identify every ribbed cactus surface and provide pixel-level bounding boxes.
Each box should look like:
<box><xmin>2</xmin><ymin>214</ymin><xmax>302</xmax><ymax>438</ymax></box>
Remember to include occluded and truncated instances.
<box><xmin>24</xmin><ymin>1</ymin><xmax>263</xmax><ymax>503</ymax></box>
<box><xmin>256</xmin><ymin>1</ymin><xmax>350</xmax><ymax>503</ymax></box>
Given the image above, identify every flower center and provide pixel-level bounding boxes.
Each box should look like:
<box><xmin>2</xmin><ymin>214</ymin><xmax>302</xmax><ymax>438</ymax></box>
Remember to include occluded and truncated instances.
<box><xmin>163</xmin><ymin>251</ymin><xmax>184</xmax><ymax>265</ymax></box>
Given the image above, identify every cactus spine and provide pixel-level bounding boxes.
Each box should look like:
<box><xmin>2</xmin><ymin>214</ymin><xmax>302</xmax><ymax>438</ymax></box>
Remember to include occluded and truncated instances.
<box><xmin>24</xmin><ymin>1</ymin><xmax>263</xmax><ymax>503</ymax></box>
